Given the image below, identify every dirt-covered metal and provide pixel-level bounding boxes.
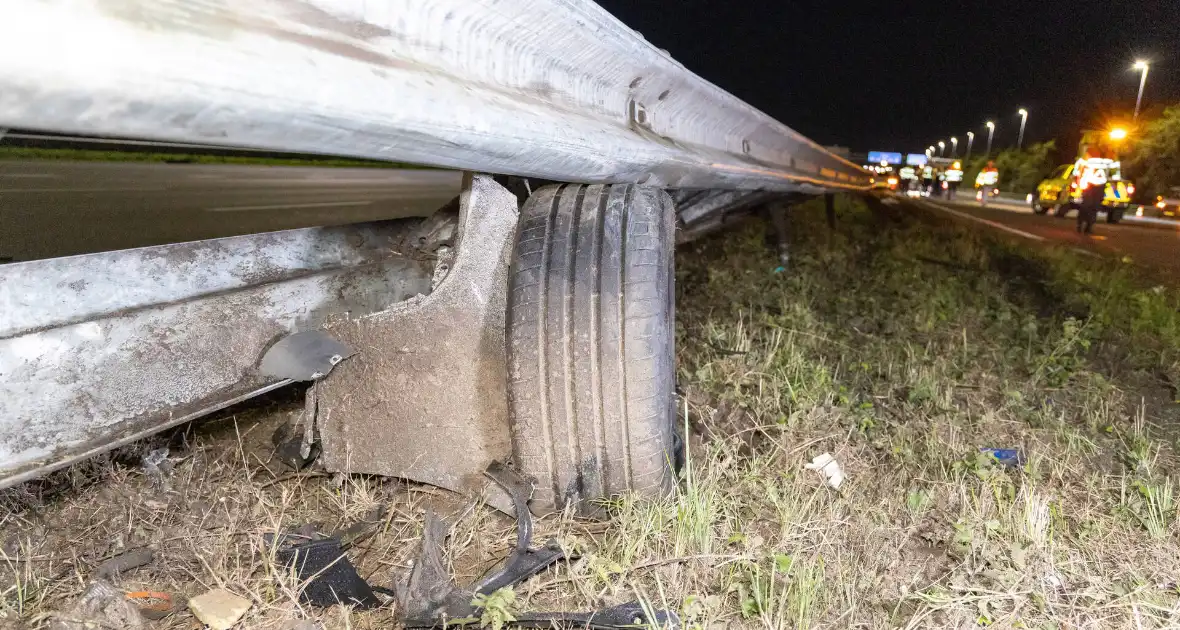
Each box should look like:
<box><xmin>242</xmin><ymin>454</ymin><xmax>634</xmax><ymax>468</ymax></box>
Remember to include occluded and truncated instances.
<box><xmin>0</xmin><ymin>220</ymin><xmax>434</xmax><ymax>489</ymax></box>
<box><xmin>315</xmin><ymin>174</ymin><xmax>518</xmax><ymax>511</ymax></box>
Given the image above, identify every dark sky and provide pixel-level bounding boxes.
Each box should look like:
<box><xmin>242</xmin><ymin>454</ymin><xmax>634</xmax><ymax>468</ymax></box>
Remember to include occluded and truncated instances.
<box><xmin>596</xmin><ymin>0</ymin><xmax>1180</xmax><ymax>157</ymax></box>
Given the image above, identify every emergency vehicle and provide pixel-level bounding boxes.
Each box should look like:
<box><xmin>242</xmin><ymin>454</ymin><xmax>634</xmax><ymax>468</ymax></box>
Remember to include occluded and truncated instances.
<box><xmin>1030</xmin><ymin>129</ymin><xmax>1135</xmax><ymax>224</ymax></box>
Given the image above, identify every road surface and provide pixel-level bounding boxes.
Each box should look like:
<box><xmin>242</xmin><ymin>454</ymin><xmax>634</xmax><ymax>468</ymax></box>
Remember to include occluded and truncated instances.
<box><xmin>903</xmin><ymin>193</ymin><xmax>1180</xmax><ymax>281</ymax></box>
<box><xmin>0</xmin><ymin>161</ymin><xmax>462</xmax><ymax>261</ymax></box>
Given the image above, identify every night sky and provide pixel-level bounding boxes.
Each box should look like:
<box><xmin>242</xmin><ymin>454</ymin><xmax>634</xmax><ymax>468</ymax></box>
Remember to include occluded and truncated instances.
<box><xmin>596</xmin><ymin>0</ymin><xmax>1180</xmax><ymax>158</ymax></box>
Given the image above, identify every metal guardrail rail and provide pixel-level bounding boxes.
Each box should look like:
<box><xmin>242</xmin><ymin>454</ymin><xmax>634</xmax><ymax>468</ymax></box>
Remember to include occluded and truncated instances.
<box><xmin>0</xmin><ymin>0</ymin><xmax>867</xmax><ymax>488</ymax></box>
<box><xmin>0</xmin><ymin>0</ymin><xmax>866</xmax><ymax>192</ymax></box>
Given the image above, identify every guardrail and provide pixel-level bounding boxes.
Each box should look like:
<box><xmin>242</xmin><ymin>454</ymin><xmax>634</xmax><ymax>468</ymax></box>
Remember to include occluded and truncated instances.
<box><xmin>0</xmin><ymin>0</ymin><xmax>866</xmax><ymax>193</ymax></box>
<box><xmin>0</xmin><ymin>0</ymin><xmax>868</xmax><ymax>489</ymax></box>
<box><xmin>0</xmin><ymin>131</ymin><xmax>284</xmax><ymax>152</ymax></box>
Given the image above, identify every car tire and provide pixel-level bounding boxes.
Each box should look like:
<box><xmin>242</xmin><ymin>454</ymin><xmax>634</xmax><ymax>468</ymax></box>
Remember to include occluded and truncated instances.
<box><xmin>1032</xmin><ymin>197</ymin><xmax>1048</xmax><ymax>215</ymax></box>
<box><xmin>1106</xmin><ymin>208</ymin><xmax>1124</xmax><ymax>224</ymax></box>
<box><xmin>507</xmin><ymin>183</ymin><xmax>677</xmax><ymax>514</ymax></box>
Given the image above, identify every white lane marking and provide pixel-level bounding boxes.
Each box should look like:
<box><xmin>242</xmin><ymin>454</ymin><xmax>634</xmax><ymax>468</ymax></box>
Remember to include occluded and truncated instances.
<box><xmin>1127</xmin><ymin>214</ymin><xmax>1180</xmax><ymax>228</ymax></box>
<box><xmin>919</xmin><ymin>200</ymin><xmax>1045</xmax><ymax>241</ymax></box>
<box><xmin>0</xmin><ymin>187</ymin><xmax>165</xmax><ymax>192</ymax></box>
<box><xmin>206</xmin><ymin>200</ymin><xmax>376</xmax><ymax>212</ymax></box>
<box><xmin>1073</xmin><ymin>247</ymin><xmax>1099</xmax><ymax>258</ymax></box>
<box><xmin>948</xmin><ymin>197</ymin><xmax>1180</xmax><ymax>229</ymax></box>
<box><xmin>0</xmin><ymin>173</ymin><xmax>61</xmax><ymax>179</ymax></box>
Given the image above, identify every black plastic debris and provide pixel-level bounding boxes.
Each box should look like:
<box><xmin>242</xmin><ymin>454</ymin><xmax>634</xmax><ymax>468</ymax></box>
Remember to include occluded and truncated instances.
<box><xmin>397</xmin><ymin>462</ymin><xmax>680</xmax><ymax>629</ymax></box>
<box><xmin>268</xmin><ymin>533</ymin><xmax>385</xmax><ymax>609</ymax></box>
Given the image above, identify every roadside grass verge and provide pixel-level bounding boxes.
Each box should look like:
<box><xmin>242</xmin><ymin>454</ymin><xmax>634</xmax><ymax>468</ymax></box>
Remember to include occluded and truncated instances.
<box><xmin>2</xmin><ymin>194</ymin><xmax>1179</xmax><ymax>628</ymax></box>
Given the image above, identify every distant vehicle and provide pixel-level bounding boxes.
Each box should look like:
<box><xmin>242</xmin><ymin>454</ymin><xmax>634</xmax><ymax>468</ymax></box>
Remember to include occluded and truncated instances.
<box><xmin>1031</xmin><ymin>162</ymin><xmax>1133</xmax><ymax>223</ymax></box>
<box><xmin>1142</xmin><ymin>188</ymin><xmax>1180</xmax><ymax>219</ymax></box>
<box><xmin>870</xmin><ymin>175</ymin><xmax>899</xmax><ymax>191</ymax></box>
<box><xmin>1030</xmin><ymin>129</ymin><xmax>1134</xmax><ymax>224</ymax></box>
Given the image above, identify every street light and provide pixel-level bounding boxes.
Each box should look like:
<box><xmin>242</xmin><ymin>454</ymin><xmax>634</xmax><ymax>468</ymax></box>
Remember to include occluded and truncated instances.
<box><xmin>1133</xmin><ymin>60</ymin><xmax>1150</xmax><ymax>120</ymax></box>
<box><xmin>938</xmin><ymin>140</ymin><xmax>946</xmax><ymax>156</ymax></box>
<box><xmin>1109</xmin><ymin>127</ymin><xmax>1128</xmax><ymax>141</ymax></box>
<box><xmin>950</xmin><ymin>136</ymin><xmax>958</xmax><ymax>156</ymax></box>
<box><xmin>965</xmin><ymin>131</ymin><xmax>975</xmax><ymax>161</ymax></box>
<box><xmin>1017</xmin><ymin>108</ymin><xmax>1029</xmax><ymax>149</ymax></box>
<box><xmin>985</xmin><ymin>121</ymin><xmax>996</xmax><ymax>157</ymax></box>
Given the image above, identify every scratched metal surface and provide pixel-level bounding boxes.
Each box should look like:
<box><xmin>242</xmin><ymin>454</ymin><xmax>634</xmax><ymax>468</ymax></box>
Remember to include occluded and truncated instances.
<box><xmin>0</xmin><ymin>0</ymin><xmax>866</xmax><ymax>192</ymax></box>
<box><xmin>0</xmin><ymin>220</ymin><xmax>434</xmax><ymax>489</ymax></box>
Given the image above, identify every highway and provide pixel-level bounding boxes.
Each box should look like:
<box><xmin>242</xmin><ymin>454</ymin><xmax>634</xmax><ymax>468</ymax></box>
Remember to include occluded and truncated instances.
<box><xmin>905</xmin><ymin>193</ymin><xmax>1180</xmax><ymax>281</ymax></box>
<box><xmin>0</xmin><ymin>161</ymin><xmax>463</xmax><ymax>261</ymax></box>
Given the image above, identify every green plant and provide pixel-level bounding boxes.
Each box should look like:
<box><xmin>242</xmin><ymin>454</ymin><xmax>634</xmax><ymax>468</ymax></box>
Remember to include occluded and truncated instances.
<box><xmin>731</xmin><ymin>554</ymin><xmax>822</xmax><ymax>629</ymax></box>
<box><xmin>1121</xmin><ymin>478</ymin><xmax>1176</xmax><ymax>539</ymax></box>
<box><xmin>472</xmin><ymin>588</ymin><xmax>517</xmax><ymax>630</ymax></box>
<box><xmin>906</xmin><ymin>488</ymin><xmax>932</xmax><ymax>517</ymax></box>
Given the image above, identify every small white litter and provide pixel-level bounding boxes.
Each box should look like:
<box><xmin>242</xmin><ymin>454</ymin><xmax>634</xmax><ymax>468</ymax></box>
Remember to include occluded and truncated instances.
<box><xmin>804</xmin><ymin>452</ymin><xmax>845</xmax><ymax>489</ymax></box>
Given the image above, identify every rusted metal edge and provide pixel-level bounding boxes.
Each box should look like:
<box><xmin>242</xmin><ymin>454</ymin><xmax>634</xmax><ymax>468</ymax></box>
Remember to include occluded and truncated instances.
<box><xmin>0</xmin><ymin>0</ymin><xmax>867</xmax><ymax>193</ymax></box>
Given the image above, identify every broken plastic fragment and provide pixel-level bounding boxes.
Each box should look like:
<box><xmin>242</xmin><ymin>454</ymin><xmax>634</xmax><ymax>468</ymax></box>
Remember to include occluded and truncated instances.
<box><xmin>804</xmin><ymin>452</ymin><xmax>845</xmax><ymax>489</ymax></box>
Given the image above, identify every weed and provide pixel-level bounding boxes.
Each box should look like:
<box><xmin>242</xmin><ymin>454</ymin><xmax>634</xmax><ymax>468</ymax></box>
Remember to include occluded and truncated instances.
<box><xmin>1121</xmin><ymin>477</ymin><xmax>1176</xmax><ymax>539</ymax></box>
<box><xmin>472</xmin><ymin>588</ymin><xmax>517</xmax><ymax>630</ymax></box>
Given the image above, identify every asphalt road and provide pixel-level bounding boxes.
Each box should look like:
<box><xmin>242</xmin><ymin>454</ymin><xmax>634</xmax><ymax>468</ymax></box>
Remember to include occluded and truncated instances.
<box><xmin>0</xmin><ymin>161</ymin><xmax>463</xmax><ymax>261</ymax></box>
<box><xmin>904</xmin><ymin>193</ymin><xmax>1180</xmax><ymax>281</ymax></box>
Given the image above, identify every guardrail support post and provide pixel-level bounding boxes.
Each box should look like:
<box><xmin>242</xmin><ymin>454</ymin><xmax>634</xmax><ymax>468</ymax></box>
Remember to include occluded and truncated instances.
<box><xmin>825</xmin><ymin>193</ymin><xmax>837</xmax><ymax>230</ymax></box>
<box><xmin>767</xmin><ymin>201</ymin><xmax>791</xmax><ymax>271</ymax></box>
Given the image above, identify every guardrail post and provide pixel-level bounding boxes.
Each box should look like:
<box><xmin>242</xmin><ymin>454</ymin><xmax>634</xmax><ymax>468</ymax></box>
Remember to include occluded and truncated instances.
<box><xmin>825</xmin><ymin>193</ymin><xmax>837</xmax><ymax>230</ymax></box>
<box><xmin>768</xmin><ymin>201</ymin><xmax>790</xmax><ymax>271</ymax></box>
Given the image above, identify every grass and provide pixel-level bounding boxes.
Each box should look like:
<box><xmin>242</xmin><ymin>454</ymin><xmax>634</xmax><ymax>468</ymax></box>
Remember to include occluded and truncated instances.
<box><xmin>3</xmin><ymin>194</ymin><xmax>1180</xmax><ymax>628</ymax></box>
<box><xmin>0</xmin><ymin>146</ymin><xmax>413</xmax><ymax>168</ymax></box>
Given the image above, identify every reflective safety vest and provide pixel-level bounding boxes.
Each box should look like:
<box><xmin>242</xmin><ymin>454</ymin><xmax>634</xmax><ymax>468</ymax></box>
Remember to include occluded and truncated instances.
<box><xmin>900</xmin><ymin>166</ymin><xmax>917</xmax><ymax>180</ymax></box>
<box><xmin>978</xmin><ymin>167</ymin><xmax>999</xmax><ymax>186</ymax></box>
<box><xmin>1076</xmin><ymin>158</ymin><xmax>1109</xmax><ymax>189</ymax></box>
<box><xmin>945</xmin><ymin>168</ymin><xmax>963</xmax><ymax>182</ymax></box>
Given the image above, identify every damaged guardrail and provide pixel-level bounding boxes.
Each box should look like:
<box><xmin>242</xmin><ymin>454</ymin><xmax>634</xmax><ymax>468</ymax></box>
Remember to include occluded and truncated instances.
<box><xmin>0</xmin><ymin>0</ymin><xmax>867</xmax><ymax>493</ymax></box>
<box><xmin>0</xmin><ymin>0</ymin><xmax>865</xmax><ymax>193</ymax></box>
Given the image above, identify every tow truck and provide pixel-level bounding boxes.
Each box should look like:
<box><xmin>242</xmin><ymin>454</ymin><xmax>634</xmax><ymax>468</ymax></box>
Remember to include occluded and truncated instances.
<box><xmin>1031</xmin><ymin>129</ymin><xmax>1134</xmax><ymax>224</ymax></box>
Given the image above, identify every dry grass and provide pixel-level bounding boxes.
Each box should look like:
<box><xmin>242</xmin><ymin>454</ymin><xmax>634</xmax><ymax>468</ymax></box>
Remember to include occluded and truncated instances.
<box><xmin>3</xmin><ymin>195</ymin><xmax>1180</xmax><ymax>629</ymax></box>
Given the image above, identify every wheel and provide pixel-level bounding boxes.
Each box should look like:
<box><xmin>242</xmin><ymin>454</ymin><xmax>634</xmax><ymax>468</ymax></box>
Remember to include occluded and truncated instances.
<box><xmin>507</xmin><ymin>183</ymin><xmax>677</xmax><ymax>514</ymax></box>
<box><xmin>1032</xmin><ymin>196</ymin><xmax>1048</xmax><ymax>215</ymax></box>
<box><xmin>1106</xmin><ymin>207</ymin><xmax>1124</xmax><ymax>224</ymax></box>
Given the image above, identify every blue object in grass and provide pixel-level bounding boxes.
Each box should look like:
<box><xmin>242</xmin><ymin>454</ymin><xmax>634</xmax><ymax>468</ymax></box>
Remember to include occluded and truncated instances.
<box><xmin>980</xmin><ymin>448</ymin><xmax>1022</xmax><ymax>467</ymax></box>
<box><xmin>773</xmin><ymin>266</ymin><xmax>786</xmax><ymax>274</ymax></box>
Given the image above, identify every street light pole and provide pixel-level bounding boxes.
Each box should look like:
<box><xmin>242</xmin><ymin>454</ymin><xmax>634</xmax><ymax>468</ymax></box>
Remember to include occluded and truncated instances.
<box><xmin>965</xmin><ymin>132</ymin><xmax>974</xmax><ymax>161</ymax></box>
<box><xmin>1133</xmin><ymin>60</ymin><xmax>1150</xmax><ymax>120</ymax></box>
<box><xmin>985</xmin><ymin>121</ymin><xmax>995</xmax><ymax>157</ymax></box>
<box><xmin>938</xmin><ymin>141</ymin><xmax>945</xmax><ymax>157</ymax></box>
<box><xmin>1017</xmin><ymin>109</ymin><xmax>1028</xmax><ymax>149</ymax></box>
<box><xmin>950</xmin><ymin>137</ymin><xmax>958</xmax><ymax>157</ymax></box>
